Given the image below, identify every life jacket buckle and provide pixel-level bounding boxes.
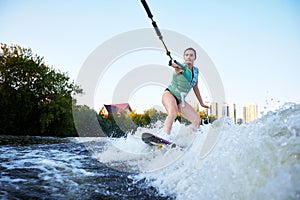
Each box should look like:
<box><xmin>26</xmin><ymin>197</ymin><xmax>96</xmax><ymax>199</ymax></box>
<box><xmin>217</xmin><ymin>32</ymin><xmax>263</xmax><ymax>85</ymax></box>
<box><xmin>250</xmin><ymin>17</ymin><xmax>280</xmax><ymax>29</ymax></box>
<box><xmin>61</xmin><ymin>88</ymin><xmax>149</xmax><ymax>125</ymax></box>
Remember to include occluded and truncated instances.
<box><xmin>180</xmin><ymin>92</ymin><xmax>187</xmax><ymax>107</ymax></box>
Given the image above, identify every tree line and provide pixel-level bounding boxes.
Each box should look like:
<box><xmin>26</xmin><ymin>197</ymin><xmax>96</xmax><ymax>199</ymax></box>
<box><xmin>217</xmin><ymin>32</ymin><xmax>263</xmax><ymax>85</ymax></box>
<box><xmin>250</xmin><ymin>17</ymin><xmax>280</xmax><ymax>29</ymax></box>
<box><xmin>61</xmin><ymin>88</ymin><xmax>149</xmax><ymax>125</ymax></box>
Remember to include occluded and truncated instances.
<box><xmin>0</xmin><ymin>43</ymin><xmax>215</xmax><ymax>137</ymax></box>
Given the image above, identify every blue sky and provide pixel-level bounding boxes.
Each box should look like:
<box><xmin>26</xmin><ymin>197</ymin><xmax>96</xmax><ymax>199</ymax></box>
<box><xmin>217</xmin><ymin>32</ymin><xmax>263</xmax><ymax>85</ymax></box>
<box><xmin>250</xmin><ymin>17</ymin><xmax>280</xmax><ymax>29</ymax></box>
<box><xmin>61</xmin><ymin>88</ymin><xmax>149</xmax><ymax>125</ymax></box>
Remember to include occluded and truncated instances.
<box><xmin>1</xmin><ymin>0</ymin><xmax>300</xmax><ymax>117</ymax></box>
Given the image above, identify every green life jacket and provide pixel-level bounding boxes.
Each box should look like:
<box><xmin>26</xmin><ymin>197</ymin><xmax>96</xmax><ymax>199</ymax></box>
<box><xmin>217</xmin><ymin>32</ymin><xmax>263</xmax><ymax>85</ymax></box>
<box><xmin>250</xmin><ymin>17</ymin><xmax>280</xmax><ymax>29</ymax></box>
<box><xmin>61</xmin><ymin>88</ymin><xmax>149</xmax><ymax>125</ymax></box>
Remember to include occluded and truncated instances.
<box><xmin>167</xmin><ymin>63</ymin><xmax>199</xmax><ymax>101</ymax></box>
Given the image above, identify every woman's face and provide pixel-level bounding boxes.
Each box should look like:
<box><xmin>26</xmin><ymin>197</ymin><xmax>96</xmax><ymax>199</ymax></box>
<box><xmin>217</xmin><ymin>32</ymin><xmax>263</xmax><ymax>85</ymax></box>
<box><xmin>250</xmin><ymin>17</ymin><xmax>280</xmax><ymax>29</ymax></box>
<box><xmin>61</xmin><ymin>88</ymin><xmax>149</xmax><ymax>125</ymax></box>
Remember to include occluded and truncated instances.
<box><xmin>184</xmin><ymin>49</ymin><xmax>196</xmax><ymax>66</ymax></box>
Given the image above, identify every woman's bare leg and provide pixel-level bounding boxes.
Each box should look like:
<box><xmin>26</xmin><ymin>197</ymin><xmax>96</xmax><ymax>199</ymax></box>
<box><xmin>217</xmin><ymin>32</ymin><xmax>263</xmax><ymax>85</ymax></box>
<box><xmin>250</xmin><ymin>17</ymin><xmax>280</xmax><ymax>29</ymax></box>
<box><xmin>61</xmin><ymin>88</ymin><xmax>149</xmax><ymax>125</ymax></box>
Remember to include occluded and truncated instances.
<box><xmin>179</xmin><ymin>102</ymin><xmax>201</xmax><ymax>131</ymax></box>
<box><xmin>162</xmin><ymin>91</ymin><xmax>179</xmax><ymax>134</ymax></box>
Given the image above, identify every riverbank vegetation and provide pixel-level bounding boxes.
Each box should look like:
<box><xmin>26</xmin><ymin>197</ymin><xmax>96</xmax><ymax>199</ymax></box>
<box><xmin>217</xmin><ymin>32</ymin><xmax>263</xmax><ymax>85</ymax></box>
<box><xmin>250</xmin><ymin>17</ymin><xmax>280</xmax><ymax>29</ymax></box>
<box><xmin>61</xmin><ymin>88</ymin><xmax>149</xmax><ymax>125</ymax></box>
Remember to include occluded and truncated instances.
<box><xmin>0</xmin><ymin>43</ymin><xmax>215</xmax><ymax>137</ymax></box>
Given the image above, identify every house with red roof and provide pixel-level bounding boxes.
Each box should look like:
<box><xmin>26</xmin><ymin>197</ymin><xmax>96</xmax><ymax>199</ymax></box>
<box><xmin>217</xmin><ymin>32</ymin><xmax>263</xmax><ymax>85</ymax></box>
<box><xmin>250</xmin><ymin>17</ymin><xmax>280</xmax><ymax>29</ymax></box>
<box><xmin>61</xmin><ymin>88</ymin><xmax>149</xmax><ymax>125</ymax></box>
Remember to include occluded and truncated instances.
<box><xmin>99</xmin><ymin>103</ymin><xmax>132</xmax><ymax>118</ymax></box>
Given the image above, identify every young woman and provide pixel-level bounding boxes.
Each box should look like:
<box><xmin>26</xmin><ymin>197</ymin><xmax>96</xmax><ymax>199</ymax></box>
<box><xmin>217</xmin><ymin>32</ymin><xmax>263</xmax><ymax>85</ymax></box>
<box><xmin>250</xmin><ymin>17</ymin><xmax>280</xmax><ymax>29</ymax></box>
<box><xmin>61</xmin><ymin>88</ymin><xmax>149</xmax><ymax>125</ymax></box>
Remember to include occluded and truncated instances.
<box><xmin>161</xmin><ymin>47</ymin><xmax>209</xmax><ymax>140</ymax></box>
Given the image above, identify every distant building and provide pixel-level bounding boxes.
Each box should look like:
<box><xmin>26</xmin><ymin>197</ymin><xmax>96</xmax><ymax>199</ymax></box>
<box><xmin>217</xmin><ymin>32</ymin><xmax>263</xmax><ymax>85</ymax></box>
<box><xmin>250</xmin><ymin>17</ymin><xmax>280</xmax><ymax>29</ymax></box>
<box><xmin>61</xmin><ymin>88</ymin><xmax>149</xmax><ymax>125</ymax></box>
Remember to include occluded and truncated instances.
<box><xmin>196</xmin><ymin>101</ymin><xmax>259</xmax><ymax>124</ymax></box>
<box><xmin>243</xmin><ymin>104</ymin><xmax>258</xmax><ymax>123</ymax></box>
<box><xmin>222</xmin><ymin>103</ymin><xmax>228</xmax><ymax>117</ymax></box>
<box><xmin>229</xmin><ymin>103</ymin><xmax>237</xmax><ymax>123</ymax></box>
<box><xmin>222</xmin><ymin>103</ymin><xmax>237</xmax><ymax>123</ymax></box>
<box><xmin>99</xmin><ymin>103</ymin><xmax>132</xmax><ymax>118</ymax></box>
<box><xmin>209</xmin><ymin>102</ymin><xmax>219</xmax><ymax>119</ymax></box>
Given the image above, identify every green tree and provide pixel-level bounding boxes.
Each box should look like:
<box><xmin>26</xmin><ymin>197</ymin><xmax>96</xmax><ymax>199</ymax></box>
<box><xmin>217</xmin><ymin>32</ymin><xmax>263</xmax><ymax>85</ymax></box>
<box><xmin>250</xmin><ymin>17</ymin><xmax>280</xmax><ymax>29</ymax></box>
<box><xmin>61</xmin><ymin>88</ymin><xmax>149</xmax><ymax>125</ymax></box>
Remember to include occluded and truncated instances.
<box><xmin>198</xmin><ymin>110</ymin><xmax>216</xmax><ymax>124</ymax></box>
<box><xmin>143</xmin><ymin>108</ymin><xmax>167</xmax><ymax>124</ymax></box>
<box><xmin>73</xmin><ymin>105</ymin><xmax>106</xmax><ymax>137</ymax></box>
<box><xmin>130</xmin><ymin>111</ymin><xmax>149</xmax><ymax>127</ymax></box>
<box><xmin>0</xmin><ymin>43</ymin><xmax>82</xmax><ymax>136</ymax></box>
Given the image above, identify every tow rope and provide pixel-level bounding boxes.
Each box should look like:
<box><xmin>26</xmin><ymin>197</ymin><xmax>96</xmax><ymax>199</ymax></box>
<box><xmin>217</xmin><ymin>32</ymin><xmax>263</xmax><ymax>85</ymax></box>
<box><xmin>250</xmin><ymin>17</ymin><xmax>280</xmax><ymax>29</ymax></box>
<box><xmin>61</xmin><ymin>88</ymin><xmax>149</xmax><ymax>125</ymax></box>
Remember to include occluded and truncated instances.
<box><xmin>140</xmin><ymin>0</ymin><xmax>185</xmax><ymax>69</ymax></box>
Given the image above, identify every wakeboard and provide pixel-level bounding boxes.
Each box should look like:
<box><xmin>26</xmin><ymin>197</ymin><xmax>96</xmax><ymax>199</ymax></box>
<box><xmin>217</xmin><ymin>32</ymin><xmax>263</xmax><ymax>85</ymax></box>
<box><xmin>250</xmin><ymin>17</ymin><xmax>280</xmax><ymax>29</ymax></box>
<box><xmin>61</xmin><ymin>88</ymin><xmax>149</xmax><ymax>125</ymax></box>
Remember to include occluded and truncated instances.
<box><xmin>141</xmin><ymin>132</ymin><xmax>176</xmax><ymax>148</ymax></box>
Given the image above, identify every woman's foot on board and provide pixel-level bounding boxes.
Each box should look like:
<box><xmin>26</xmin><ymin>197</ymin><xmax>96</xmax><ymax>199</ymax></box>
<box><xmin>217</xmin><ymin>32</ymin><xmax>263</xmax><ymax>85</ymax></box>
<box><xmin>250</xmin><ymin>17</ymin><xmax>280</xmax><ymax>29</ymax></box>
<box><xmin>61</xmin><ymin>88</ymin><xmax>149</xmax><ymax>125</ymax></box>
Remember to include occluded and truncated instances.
<box><xmin>156</xmin><ymin>130</ymin><xmax>175</xmax><ymax>142</ymax></box>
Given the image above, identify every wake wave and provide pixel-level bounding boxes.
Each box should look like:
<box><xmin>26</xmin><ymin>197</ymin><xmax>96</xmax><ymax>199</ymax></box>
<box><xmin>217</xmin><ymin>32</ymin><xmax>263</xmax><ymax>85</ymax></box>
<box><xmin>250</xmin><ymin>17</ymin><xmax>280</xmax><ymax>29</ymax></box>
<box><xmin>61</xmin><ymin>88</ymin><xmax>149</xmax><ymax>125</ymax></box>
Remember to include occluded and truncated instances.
<box><xmin>93</xmin><ymin>103</ymin><xmax>300</xmax><ymax>200</ymax></box>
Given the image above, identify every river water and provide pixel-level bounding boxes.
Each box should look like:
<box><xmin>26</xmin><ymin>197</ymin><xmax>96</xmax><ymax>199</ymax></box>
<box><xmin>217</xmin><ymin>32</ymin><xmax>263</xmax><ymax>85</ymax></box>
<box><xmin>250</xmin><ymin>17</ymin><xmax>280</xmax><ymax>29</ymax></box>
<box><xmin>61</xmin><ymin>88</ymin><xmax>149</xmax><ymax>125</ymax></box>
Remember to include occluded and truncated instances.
<box><xmin>1</xmin><ymin>103</ymin><xmax>300</xmax><ymax>199</ymax></box>
<box><xmin>0</xmin><ymin>136</ymin><xmax>169</xmax><ymax>199</ymax></box>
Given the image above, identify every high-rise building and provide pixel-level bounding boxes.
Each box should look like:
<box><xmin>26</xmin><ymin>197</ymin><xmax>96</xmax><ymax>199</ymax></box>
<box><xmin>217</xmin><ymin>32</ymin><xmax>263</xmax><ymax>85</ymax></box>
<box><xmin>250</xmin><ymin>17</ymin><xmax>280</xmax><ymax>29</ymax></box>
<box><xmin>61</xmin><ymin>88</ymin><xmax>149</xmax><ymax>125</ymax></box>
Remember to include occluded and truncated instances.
<box><xmin>222</xmin><ymin>103</ymin><xmax>229</xmax><ymax>117</ymax></box>
<box><xmin>222</xmin><ymin>103</ymin><xmax>237</xmax><ymax>123</ymax></box>
<box><xmin>208</xmin><ymin>102</ymin><xmax>257</xmax><ymax>123</ymax></box>
<box><xmin>209</xmin><ymin>102</ymin><xmax>218</xmax><ymax>119</ymax></box>
<box><xmin>230</xmin><ymin>103</ymin><xmax>237</xmax><ymax>123</ymax></box>
<box><xmin>243</xmin><ymin>104</ymin><xmax>258</xmax><ymax>123</ymax></box>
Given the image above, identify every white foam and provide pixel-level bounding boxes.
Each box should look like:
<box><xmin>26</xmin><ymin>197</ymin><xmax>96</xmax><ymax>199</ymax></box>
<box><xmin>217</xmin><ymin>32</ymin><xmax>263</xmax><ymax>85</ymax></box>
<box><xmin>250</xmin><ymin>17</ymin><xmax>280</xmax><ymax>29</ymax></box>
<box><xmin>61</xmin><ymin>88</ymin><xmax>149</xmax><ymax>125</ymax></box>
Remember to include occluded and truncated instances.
<box><xmin>94</xmin><ymin>103</ymin><xmax>300</xmax><ymax>199</ymax></box>
<box><xmin>70</xmin><ymin>137</ymin><xmax>109</xmax><ymax>143</ymax></box>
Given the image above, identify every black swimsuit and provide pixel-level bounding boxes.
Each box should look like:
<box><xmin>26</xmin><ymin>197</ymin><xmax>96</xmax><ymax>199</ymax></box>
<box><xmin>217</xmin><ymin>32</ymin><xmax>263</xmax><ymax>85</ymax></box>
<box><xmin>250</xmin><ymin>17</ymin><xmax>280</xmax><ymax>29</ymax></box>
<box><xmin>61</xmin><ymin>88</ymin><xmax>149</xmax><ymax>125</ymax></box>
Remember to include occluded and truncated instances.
<box><xmin>165</xmin><ymin>88</ymin><xmax>180</xmax><ymax>105</ymax></box>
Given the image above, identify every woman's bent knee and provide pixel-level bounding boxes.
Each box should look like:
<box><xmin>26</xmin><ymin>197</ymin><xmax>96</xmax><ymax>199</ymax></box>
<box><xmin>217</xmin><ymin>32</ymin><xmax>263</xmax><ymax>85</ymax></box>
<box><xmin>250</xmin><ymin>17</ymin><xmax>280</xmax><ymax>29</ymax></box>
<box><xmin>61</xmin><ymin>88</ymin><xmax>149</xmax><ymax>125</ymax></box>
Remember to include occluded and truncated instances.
<box><xmin>168</xmin><ymin>111</ymin><xmax>178</xmax><ymax>120</ymax></box>
<box><xmin>193</xmin><ymin>117</ymin><xmax>201</xmax><ymax>126</ymax></box>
